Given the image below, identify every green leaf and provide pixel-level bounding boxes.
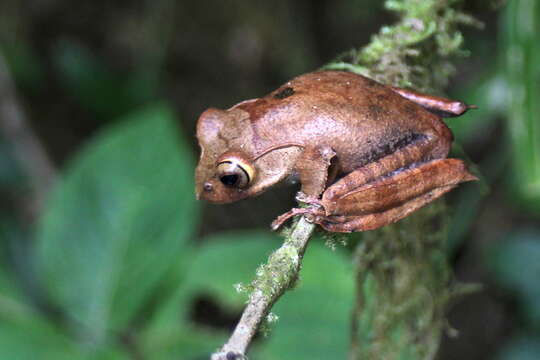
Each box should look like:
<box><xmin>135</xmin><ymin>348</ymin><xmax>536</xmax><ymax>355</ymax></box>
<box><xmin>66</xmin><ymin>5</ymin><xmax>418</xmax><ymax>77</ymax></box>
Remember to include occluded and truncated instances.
<box><xmin>0</xmin><ymin>218</ymin><xmax>34</xmax><ymax>320</ymax></box>
<box><xmin>486</xmin><ymin>230</ymin><xmax>540</xmax><ymax>331</ymax></box>
<box><xmin>255</xmin><ymin>239</ymin><xmax>354</xmax><ymax>360</ymax></box>
<box><xmin>35</xmin><ymin>105</ymin><xmax>199</xmax><ymax>345</ymax></box>
<box><xmin>0</xmin><ymin>310</ymin><xmax>128</xmax><ymax>360</ymax></box>
<box><xmin>0</xmin><ymin>315</ymin><xmax>84</xmax><ymax>360</ymax></box>
<box><xmin>185</xmin><ymin>231</ymin><xmax>282</xmax><ymax>308</ymax></box>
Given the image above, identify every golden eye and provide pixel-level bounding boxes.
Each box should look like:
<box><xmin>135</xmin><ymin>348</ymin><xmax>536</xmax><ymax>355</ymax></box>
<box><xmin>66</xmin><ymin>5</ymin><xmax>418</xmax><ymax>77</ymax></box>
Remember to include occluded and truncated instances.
<box><xmin>216</xmin><ymin>157</ymin><xmax>255</xmax><ymax>188</ymax></box>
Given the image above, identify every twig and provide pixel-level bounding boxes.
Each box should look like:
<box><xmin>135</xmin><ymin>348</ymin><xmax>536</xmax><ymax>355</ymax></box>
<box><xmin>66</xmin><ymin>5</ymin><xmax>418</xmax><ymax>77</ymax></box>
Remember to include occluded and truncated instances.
<box><xmin>0</xmin><ymin>52</ymin><xmax>56</xmax><ymax>218</ymax></box>
<box><xmin>211</xmin><ymin>217</ymin><xmax>316</xmax><ymax>360</ymax></box>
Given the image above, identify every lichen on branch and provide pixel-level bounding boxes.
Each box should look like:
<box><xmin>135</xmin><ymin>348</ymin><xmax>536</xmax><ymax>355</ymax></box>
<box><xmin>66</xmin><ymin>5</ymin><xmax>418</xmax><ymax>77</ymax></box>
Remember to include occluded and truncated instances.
<box><xmin>325</xmin><ymin>0</ymin><xmax>481</xmax><ymax>90</ymax></box>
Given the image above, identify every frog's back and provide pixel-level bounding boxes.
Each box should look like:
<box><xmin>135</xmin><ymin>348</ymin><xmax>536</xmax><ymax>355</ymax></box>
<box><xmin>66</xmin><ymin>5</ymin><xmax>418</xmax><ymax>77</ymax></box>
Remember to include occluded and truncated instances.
<box><xmin>233</xmin><ymin>71</ymin><xmax>445</xmax><ymax>171</ymax></box>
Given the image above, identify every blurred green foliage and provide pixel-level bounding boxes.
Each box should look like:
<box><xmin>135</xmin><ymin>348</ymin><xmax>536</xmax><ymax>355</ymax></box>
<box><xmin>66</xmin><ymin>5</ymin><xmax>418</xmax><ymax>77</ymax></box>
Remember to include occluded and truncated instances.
<box><xmin>503</xmin><ymin>0</ymin><xmax>540</xmax><ymax>213</ymax></box>
<box><xmin>52</xmin><ymin>41</ymin><xmax>158</xmax><ymax>121</ymax></box>
<box><xmin>35</xmin><ymin>105</ymin><xmax>198</xmax><ymax>345</ymax></box>
<box><xmin>0</xmin><ymin>0</ymin><xmax>539</xmax><ymax>359</ymax></box>
<box><xmin>487</xmin><ymin>230</ymin><xmax>540</xmax><ymax>360</ymax></box>
<box><xmin>0</xmin><ymin>103</ymin><xmax>355</xmax><ymax>359</ymax></box>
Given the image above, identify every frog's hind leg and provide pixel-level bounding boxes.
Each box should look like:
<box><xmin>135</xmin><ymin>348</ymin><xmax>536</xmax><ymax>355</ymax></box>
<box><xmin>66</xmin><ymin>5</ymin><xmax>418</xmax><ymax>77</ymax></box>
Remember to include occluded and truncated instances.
<box><xmin>271</xmin><ymin>129</ymin><xmax>461</xmax><ymax>232</ymax></box>
<box><xmin>272</xmin><ymin>135</ymin><xmax>439</xmax><ymax>230</ymax></box>
<box><xmin>390</xmin><ymin>86</ymin><xmax>475</xmax><ymax>118</ymax></box>
<box><xmin>316</xmin><ymin>159</ymin><xmax>476</xmax><ymax>232</ymax></box>
<box><xmin>322</xmin><ymin>134</ymin><xmax>449</xmax><ymax>211</ymax></box>
<box><xmin>318</xmin><ymin>185</ymin><xmax>454</xmax><ymax>232</ymax></box>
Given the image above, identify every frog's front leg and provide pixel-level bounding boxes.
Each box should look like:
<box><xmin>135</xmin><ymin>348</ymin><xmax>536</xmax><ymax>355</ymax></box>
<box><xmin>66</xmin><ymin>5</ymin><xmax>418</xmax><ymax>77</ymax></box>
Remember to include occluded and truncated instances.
<box><xmin>295</xmin><ymin>145</ymin><xmax>337</xmax><ymax>197</ymax></box>
<box><xmin>270</xmin><ymin>145</ymin><xmax>336</xmax><ymax>230</ymax></box>
<box><xmin>312</xmin><ymin>159</ymin><xmax>476</xmax><ymax>232</ymax></box>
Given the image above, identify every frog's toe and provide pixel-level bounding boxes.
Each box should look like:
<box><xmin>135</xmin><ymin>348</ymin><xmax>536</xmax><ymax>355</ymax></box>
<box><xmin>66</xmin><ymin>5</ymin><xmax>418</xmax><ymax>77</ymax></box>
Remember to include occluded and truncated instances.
<box><xmin>271</xmin><ymin>206</ymin><xmax>326</xmax><ymax>230</ymax></box>
<box><xmin>295</xmin><ymin>192</ymin><xmax>323</xmax><ymax>208</ymax></box>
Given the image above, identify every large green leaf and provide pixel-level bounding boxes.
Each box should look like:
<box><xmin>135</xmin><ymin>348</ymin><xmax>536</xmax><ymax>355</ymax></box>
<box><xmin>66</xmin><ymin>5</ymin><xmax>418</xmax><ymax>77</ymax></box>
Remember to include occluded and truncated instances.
<box><xmin>0</xmin><ymin>226</ymin><xmax>108</xmax><ymax>360</ymax></box>
<box><xmin>35</xmin><ymin>105</ymin><xmax>199</xmax><ymax>345</ymax></box>
<box><xmin>0</xmin><ymin>315</ymin><xmax>128</xmax><ymax>360</ymax></box>
<box><xmin>0</xmin><ymin>313</ymin><xmax>84</xmax><ymax>360</ymax></box>
<box><xmin>0</xmin><ymin>301</ymin><xmax>128</xmax><ymax>360</ymax></box>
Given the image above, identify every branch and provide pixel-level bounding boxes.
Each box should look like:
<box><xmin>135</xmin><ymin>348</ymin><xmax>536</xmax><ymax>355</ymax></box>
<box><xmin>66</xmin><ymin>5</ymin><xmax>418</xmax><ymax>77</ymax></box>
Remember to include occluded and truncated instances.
<box><xmin>211</xmin><ymin>217</ymin><xmax>316</xmax><ymax>360</ymax></box>
<box><xmin>0</xmin><ymin>52</ymin><xmax>56</xmax><ymax>218</ymax></box>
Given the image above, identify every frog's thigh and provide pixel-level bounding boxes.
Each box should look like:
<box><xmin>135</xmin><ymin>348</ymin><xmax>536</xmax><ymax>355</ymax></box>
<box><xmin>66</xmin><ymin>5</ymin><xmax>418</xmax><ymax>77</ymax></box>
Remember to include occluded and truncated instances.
<box><xmin>323</xmin><ymin>135</ymin><xmax>447</xmax><ymax>205</ymax></box>
<box><xmin>319</xmin><ymin>185</ymin><xmax>455</xmax><ymax>233</ymax></box>
<box><xmin>323</xmin><ymin>158</ymin><xmax>475</xmax><ymax>217</ymax></box>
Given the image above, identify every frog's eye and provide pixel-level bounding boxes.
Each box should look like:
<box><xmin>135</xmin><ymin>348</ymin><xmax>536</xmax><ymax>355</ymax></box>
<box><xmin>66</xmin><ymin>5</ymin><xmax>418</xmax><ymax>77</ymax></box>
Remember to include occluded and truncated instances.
<box><xmin>216</xmin><ymin>157</ymin><xmax>255</xmax><ymax>188</ymax></box>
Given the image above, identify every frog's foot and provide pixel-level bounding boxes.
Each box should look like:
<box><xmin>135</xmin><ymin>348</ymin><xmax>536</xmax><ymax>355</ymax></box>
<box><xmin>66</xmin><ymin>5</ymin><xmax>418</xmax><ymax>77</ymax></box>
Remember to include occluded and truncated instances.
<box><xmin>271</xmin><ymin>206</ymin><xmax>326</xmax><ymax>231</ymax></box>
<box><xmin>295</xmin><ymin>191</ymin><xmax>323</xmax><ymax>208</ymax></box>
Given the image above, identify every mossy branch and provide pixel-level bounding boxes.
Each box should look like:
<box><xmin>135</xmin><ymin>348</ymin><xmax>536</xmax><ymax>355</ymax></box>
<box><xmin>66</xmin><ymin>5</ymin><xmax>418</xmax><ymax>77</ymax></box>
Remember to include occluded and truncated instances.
<box><xmin>211</xmin><ymin>1</ymin><xmax>477</xmax><ymax>359</ymax></box>
<box><xmin>211</xmin><ymin>218</ymin><xmax>315</xmax><ymax>360</ymax></box>
<box><xmin>325</xmin><ymin>0</ymin><xmax>481</xmax><ymax>91</ymax></box>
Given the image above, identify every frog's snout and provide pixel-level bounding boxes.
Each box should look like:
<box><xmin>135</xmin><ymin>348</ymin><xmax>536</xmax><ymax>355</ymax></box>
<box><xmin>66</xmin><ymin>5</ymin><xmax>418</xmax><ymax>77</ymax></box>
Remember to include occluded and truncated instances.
<box><xmin>196</xmin><ymin>178</ymin><xmax>248</xmax><ymax>204</ymax></box>
<box><xmin>195</xmin><ymin>181</ymin><xmax>213</xmax><ymax>200</ymax></box>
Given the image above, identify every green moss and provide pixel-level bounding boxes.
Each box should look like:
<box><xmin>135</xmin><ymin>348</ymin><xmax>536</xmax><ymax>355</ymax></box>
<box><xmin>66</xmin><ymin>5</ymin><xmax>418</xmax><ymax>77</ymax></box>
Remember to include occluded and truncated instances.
<box><xmin>325</xmin><ymin>0</ymin><xmax>481</xmax><ymax>90</ymax></box>
<box><xmin>351</xmin><ymin>201</ymin><xmax>451</xmax><ymax>359</ymax></box>
<box><xmin>251</xmin><ymin>244</ymin><xmax>301</xmax><ymax>298</ymax></box>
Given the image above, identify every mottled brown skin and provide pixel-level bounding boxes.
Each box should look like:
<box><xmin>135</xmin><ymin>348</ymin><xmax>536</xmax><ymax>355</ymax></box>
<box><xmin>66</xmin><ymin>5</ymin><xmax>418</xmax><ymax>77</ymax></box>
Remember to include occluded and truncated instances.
<box><xmin>195</xmin><ymin>70</ymin><xmax>476</xmax><ymax>232</ymax></box>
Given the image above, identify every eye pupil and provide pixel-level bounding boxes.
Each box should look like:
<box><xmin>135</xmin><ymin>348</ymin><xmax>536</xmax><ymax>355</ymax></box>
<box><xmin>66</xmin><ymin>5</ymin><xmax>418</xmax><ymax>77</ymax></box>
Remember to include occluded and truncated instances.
<box><xmin>220</xmin><ymin>174</ymin><xmax>239</xmax><ymax>186</ymax></box>
<box><xmin>216</xmin><ymin>156</ymin><xmax>255</xmax><ymax>189</ymax></box>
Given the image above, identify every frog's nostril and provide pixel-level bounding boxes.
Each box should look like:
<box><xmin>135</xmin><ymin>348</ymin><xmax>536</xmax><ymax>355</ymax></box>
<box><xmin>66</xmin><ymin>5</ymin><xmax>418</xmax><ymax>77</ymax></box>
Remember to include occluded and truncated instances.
<box><xmin>203</xmin><ymin>182</ymin><xmax>213</xmax><ymax>192</ymax></box>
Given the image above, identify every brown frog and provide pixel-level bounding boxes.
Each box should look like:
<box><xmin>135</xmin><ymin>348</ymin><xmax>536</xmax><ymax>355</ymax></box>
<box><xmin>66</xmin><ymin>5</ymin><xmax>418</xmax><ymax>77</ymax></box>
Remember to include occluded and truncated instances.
<box><xmin>195</xmin><ymin>71</ymin><xmax>476</xmax><ymax>232</ymax></box>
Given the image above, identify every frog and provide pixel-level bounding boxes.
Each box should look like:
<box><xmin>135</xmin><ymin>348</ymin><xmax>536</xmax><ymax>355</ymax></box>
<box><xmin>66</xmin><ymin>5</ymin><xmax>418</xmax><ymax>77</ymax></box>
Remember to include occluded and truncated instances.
<box><xmin>195</xmin><ymin>70</ymin><xmax>476</xmax><ymax>232</ymax></box>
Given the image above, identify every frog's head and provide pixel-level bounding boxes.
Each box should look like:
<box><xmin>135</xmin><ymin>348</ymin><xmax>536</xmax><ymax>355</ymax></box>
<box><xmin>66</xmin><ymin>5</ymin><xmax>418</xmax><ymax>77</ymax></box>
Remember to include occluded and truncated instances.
<box><xmin>195</xmin><ymin>107</ymin><xmax>302</xmax><ymax>203</ymax></box>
